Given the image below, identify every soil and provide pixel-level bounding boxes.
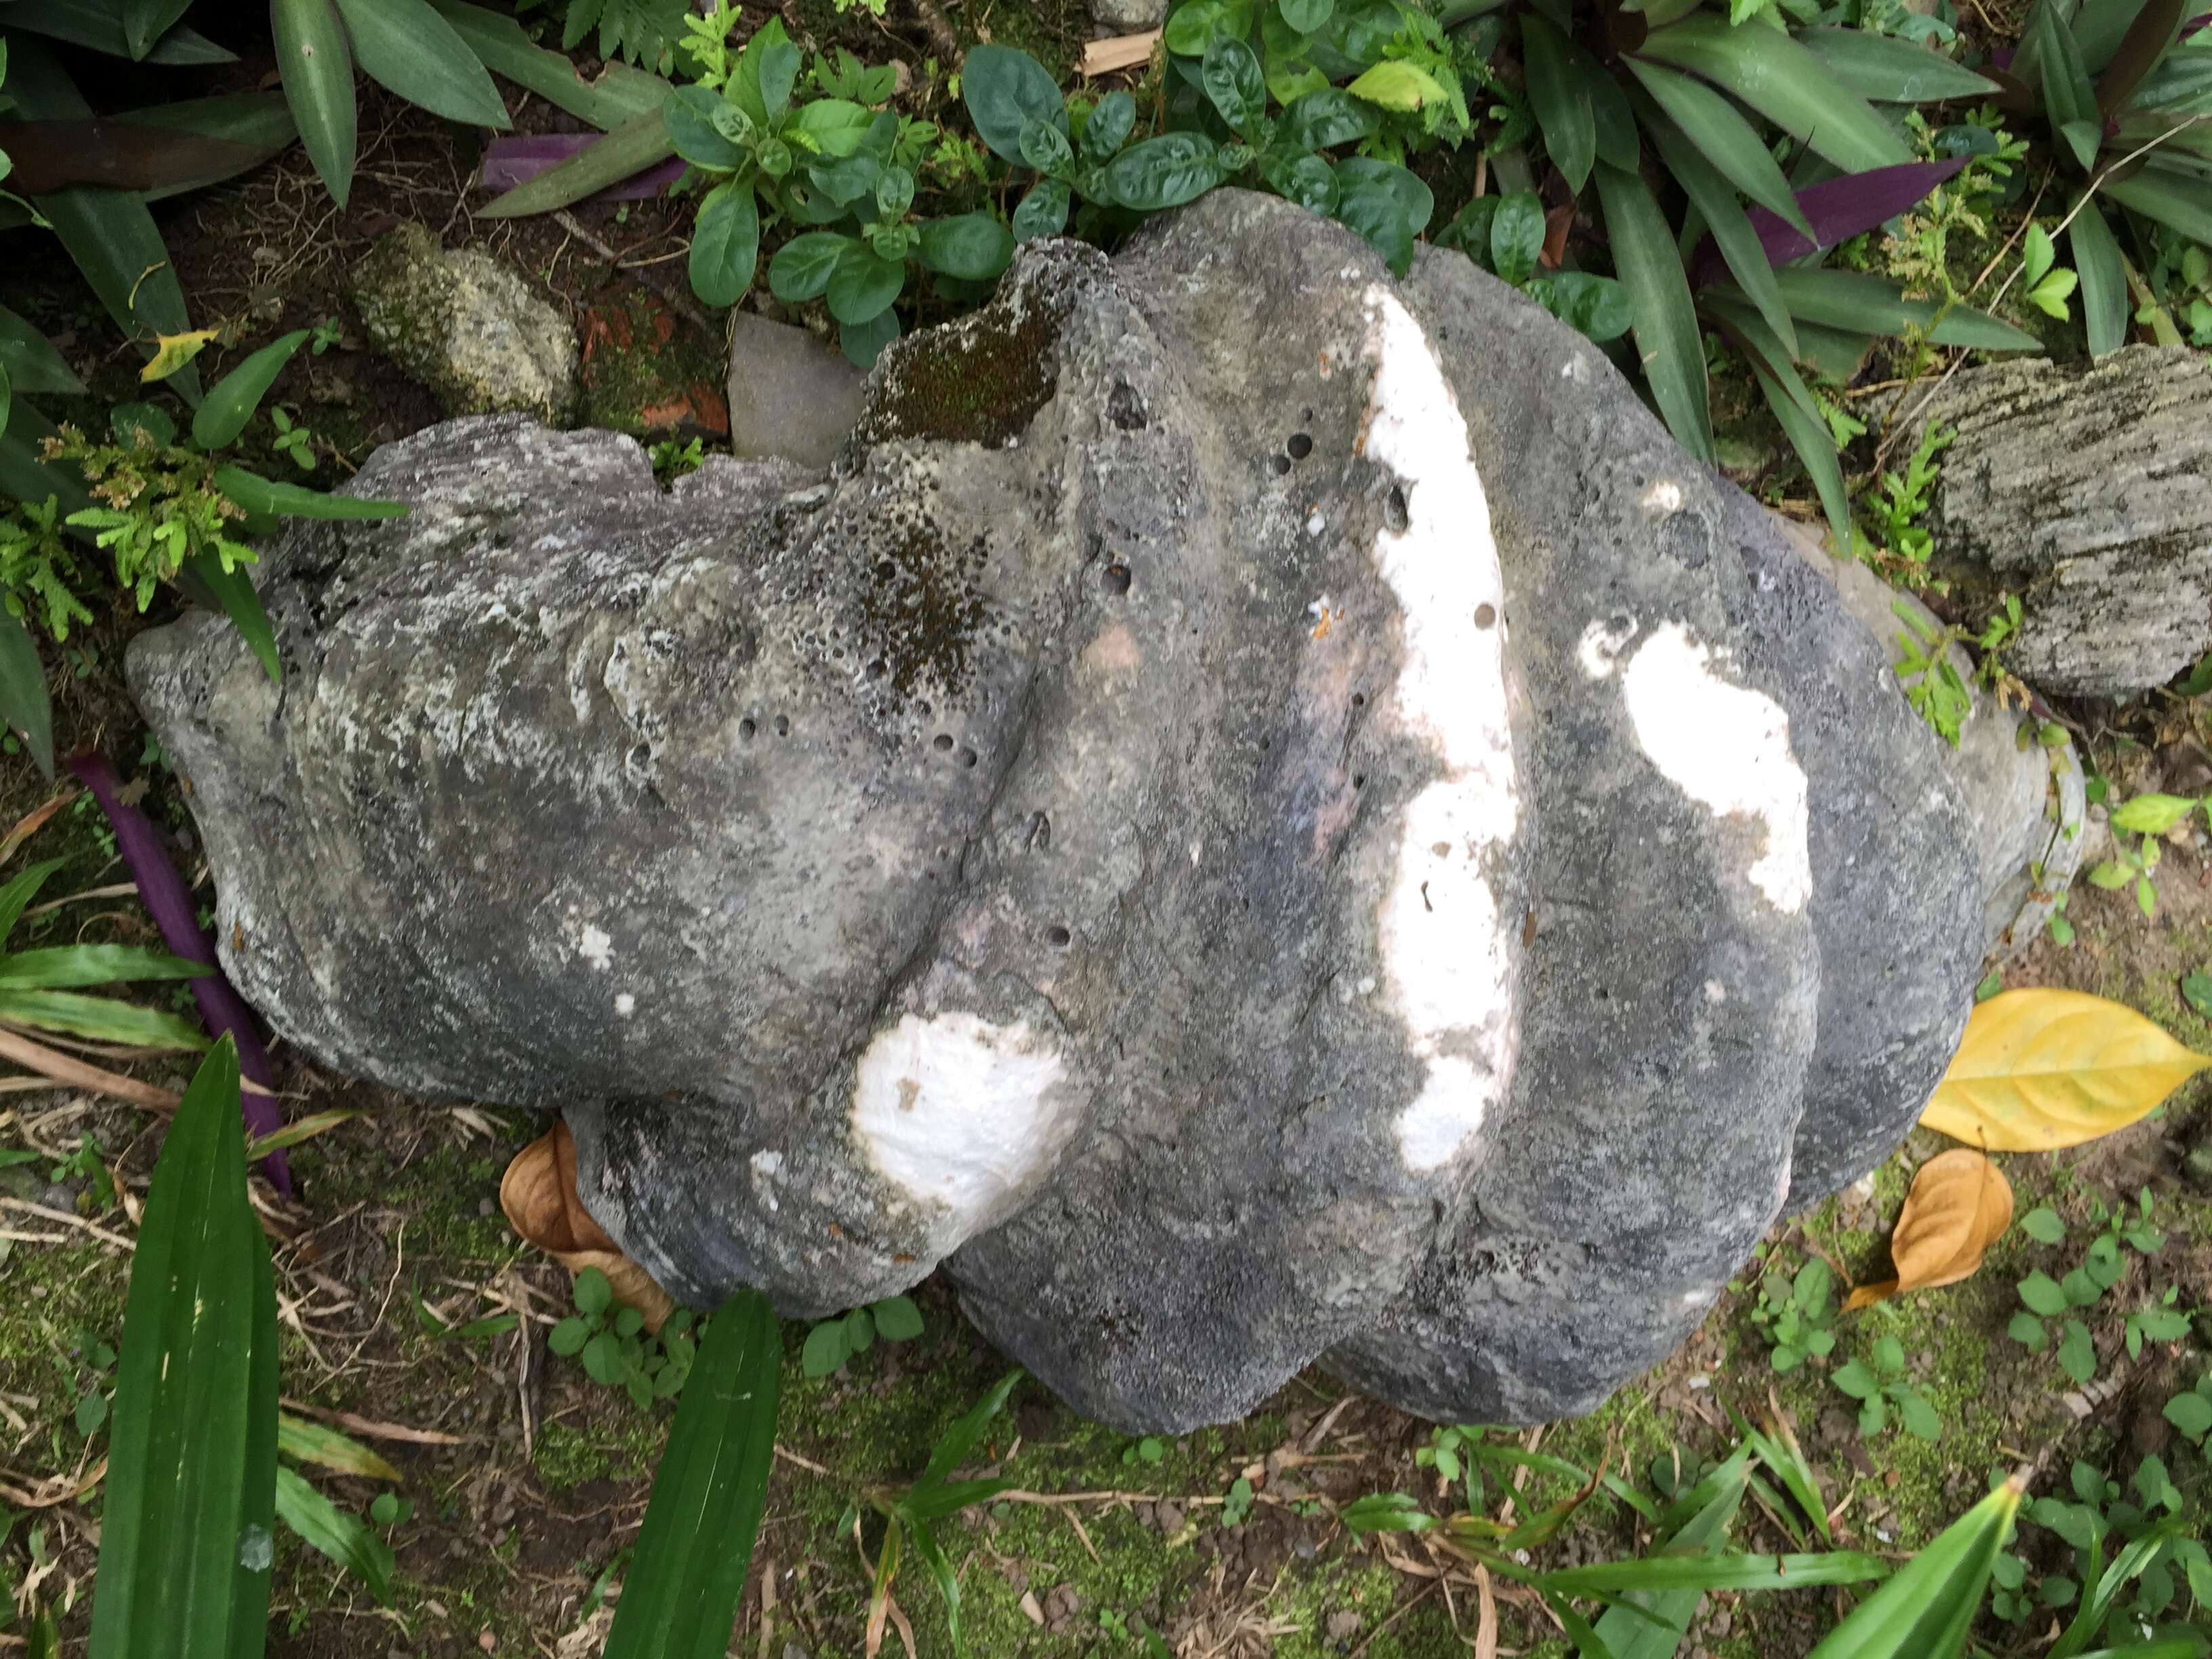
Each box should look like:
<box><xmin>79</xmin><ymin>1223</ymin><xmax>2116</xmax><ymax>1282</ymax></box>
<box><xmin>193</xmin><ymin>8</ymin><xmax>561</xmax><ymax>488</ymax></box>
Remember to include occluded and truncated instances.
<box><xmin>0</xmin><ymin>7</ymin><xmax>2208</xmax><ymax>1658</ymax></box>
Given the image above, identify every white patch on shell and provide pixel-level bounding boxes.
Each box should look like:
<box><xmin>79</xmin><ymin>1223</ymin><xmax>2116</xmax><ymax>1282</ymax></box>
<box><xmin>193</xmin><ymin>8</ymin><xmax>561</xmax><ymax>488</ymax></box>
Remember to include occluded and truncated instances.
<box><xmin>1641</xmin><ymin>480</ymin><xmax>1684</xmax><ymax>514</ymax></box>
<box><xmin>576</xmin><ymin>923</ymin><xmax>614</xmax><ymax>970</ymax></box>
<box><xmin>614</xmin><ymin>992</ymin><xmax>636</xmax><ymax>1017</ymax></box>
<box><xmin>1578</xmin><ymin>617</ymin><xmax>1638</xmax><ymax>678</ymax></box>
<box><xmin>851</xmin><ymin>1012</ymin><xmax>1069</xmax><ymax>1235</ymax></box>
<box><xmin>1358</xmin><ymin>285</ymin><xmax>1521</xmax><ymax>1174</ymax></box>
<box><xmin>1617</xmin><ymin>623</ymin><xmax>1811</xmax><ymax>914</ymax></box>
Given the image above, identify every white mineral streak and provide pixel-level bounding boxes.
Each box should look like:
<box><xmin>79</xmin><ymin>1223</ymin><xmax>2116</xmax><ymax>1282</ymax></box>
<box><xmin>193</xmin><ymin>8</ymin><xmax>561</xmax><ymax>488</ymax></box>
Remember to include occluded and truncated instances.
<box><xmin>851</xmin><ymin>1012</ymin><xmax>1069</xmax><ymax>1235</ymax></box>
<box><xmin>1357</xmin><ymin>285</ymin><xmax>1521</xmax><ymax>1174</ymax></box>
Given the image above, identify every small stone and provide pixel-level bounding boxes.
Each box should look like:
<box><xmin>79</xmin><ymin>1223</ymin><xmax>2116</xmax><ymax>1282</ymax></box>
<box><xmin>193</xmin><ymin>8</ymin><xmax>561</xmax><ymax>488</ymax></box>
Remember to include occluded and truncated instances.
<box><xmin>1019</xmin><ymin>1591</ymin><xmax>1046</xmax><ymax>1626</ymax></box>
<box><xmin>1093</xmin><ymin>0</ymin><xmax>1168</xmax><ymax>25</ymax></box>
<box><xmin>478</xmin><ymin>1197</ymin><xmax>495</xmax><ymax>1217</ymax></box>
<box><xmin>726</xmin><ymin>313</ymin><xmax>867</xmax><ymax>470</ymax></box>
<box><xmin>1325</xmin><ymin>1610</ymin><xmax>1361</xmax><ymax>1640</ymax></box>
<box><xmin>350</xmin><ymin>222</ymin><xmax>578</xmax><ymax>425</ymax></box>
<box><xmin>1152</xmin><ymin>1499</ymin><xmax>1184</xmax><ymax>1534</ymax></box>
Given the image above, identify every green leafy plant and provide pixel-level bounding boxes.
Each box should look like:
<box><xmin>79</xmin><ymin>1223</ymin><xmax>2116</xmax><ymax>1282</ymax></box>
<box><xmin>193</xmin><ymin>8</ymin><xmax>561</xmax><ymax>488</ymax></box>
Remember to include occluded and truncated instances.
<box><xmin>1830</xmin><ymin>1334</ymin><xmax>1940</xmax><ymax>1440</ymax></box>
<box><xmin>1747</xmin><ymin>1254</ymin><xmax>1837</xmax><ymax>1372</ymax></box>
<box><xmin>1860</xmin><ymin>419</ymin><xmax>1952</xmax><ymax>586</ymax></box>
<box><xmin>1437</xmin><ymin>188</ymin><xmax>1633</xmax><ymax>340</ymax></box>
<box><xmin>2022</xmin><ymin>222</ymin><xmax>2083</xmax><ymax>318</ymax></box>
<box><xmin>1987</xmin><ymin>0</ymin><xmax>2212</xmax><ymax>360</ymax></box>
<box><xmin>968</xmin><ymin>31</ymin><xmax>1437</xmax><ymax>276</ymax></box>
<box><xmin>847</xmin><ymin>1370</ymin><xmax>1024</xmax><ymax>1657</ymax></box>
<box><xmin>2022</xmin><ymin>1456</ymin><xmax>2211</xmax><ymax>1653</ymax></box>
<box><xmin>548</xmin><ymin>1267</ymin><xmax>701</xmax><ymax>1408</ymax></box>
<box><xmin>2092</xmin><ymin>791</ymin><xmax>2212</xmax><ymax>916</ymax></box>
<box><xmin>0</xmin><ymin>322</ymin><xmax>407</xmax><ymax>777</ymax></box>
<box><xmin>2009</xmin><ymin>1189</ymin><xmax>2167</xmax><ymax>1382</ymax></box>
<box><xmin>517</xmin><ymin>0</ymin><xmax>689</xmax><ymax>73</ymax></box>
<box><xmin>800</xmin><ymin>1292</ymin><xmax>924</xmax><ymax>1378</ymax></box>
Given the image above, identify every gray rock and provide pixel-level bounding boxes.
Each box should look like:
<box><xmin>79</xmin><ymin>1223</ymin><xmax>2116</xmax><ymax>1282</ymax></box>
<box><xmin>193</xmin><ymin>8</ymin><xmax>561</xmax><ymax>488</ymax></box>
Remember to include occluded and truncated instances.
<box><xmin>350</xmin><ymin>223</ymin><xmax>579</xmax><ymax>425</ymax></box>
<box><xmin>726</xmin><ymin>312</ymin><xmax>868</xmax><ymax>470</ymax></box>
<box><xmin>1923</xmin><ymin>346</ymin><xmax>2212</xmax><ymax>698</ymax></box>
<box><xmin>1093</xmin><ymin>0</ymin><xmax>1168</xmax><ymax>26</ymax></box>
<box><xmin>133</xmin><ymin>192</ymin><xmax>2003</xmax><ymax>1433</ymax></box>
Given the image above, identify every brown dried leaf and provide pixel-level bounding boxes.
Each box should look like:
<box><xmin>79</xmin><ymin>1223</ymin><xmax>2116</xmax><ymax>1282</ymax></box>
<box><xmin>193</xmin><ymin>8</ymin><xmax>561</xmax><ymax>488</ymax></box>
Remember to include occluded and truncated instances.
<box><xmin>1843</xmin><ymin>1148</ymin><xmax>2013</xmax><ymax>1311</ymax></box>
<box><xmin>499</xmin><ymin>1120</ymin><xmax>674</xmax><ymax>1332</ymax></box>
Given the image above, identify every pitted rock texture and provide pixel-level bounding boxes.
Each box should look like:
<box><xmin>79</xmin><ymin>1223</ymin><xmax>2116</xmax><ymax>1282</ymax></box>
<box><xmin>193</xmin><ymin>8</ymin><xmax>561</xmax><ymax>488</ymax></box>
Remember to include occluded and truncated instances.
<box><xmin>1923</xmin><ymin>345</ymin><xmax>2212</xmax><ymax>699</ymax></box>
<box><xmin>134</xmin><ymin>192</ymin><xmax>1992</xmax><ymax>1433</ymax></box>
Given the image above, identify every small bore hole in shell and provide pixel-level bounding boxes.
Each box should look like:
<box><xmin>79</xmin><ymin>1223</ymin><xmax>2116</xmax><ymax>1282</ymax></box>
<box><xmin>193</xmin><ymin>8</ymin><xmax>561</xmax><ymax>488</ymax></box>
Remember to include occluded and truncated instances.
<box><xmin>958</xmin><ymin>746</ymin><xmax>979</xmax><ymax>769</ymax></box>
<box><xmin>1046</xmin><ymin>925</ymin><xmax>1071</xmax><ymax>947</ymax></box>
<box><xmin>739</xmin><ymin>718</ymin><xmax>756</xmax><ymax>740</ymax></box>
<box><xmin>774</xmin><ymin>715</ymin><xmax>790</xmax><ymax>737</ymax></box>
<box><xmin>1385</xmin><ymin>486</ymin><xmax>1410</xmax><ymax>532</ymax></box>
<box><xmin>934</xmin><ymin>733</ymin><xmax>954</xmax><ymax>752</ymax></box>
<box><xmin>1288</xmin><ymin>432</ymin><xmax>1313</xmax><ymax>459</ymax></box>
<box><xmin>1102</xmin><ymin>562</ymin><xmax>1132</xmax><ymax>596</ymax></box>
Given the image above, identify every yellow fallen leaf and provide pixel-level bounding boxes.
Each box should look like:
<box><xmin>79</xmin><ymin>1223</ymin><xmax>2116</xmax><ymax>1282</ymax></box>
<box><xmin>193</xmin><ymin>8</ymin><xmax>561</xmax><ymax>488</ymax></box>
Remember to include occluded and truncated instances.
<box><xmin>1919</xmin><ymin>987</ymin><xmax>2212</xmax><ymax>1151</ymax></box>
<box><xmin>499</xmin><ymin>1119</ymin><xmax>674</xmax><ymax>1332</ymax></box>
<box><xmin>1844</xmin><ymin>1149</ymin><xmax>2013</xmax><ymax>1310</ymax></box>
<box><xmin>140</xmin><ymin>328</ymin><xmax>219</xmax><ymax>383</ymax></box>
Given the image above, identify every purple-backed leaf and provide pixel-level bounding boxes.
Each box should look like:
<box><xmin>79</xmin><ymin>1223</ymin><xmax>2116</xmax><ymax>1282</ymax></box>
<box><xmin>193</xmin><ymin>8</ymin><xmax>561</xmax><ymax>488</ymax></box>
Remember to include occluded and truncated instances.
<box><xmin>1692</xmin><ymin>157</ymin><xmax>1966</xmax><ymax>287</ymax></box>
<box><xmin>479</xmin><ymin>134</ymin><xmax>684</xmax><ymax>201</ymax></box>
<box><xmin>65</xmin><ymin>753</ymin><xmax>290</xmax><ymax>1194</ymax></box>
<box><xmin>2186</xmin><ymin>12</ymin><xmax>2211</xmax><ymax>33</ymax></box>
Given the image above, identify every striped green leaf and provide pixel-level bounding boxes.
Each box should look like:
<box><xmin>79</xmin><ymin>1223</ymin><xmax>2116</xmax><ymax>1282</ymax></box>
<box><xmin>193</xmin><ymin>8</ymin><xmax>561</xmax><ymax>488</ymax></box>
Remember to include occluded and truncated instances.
<box><xmin>426</xmin><ymin>0</ymin><xmax>664</xmax><ymax>131</ymax></box>
<box><xmin>1806</xmin><ymin>1476</ymin><xmax>2022</xmax><ymax>1657</ymax></box>
<box><xmin>276</xmin><ymin>1414</ymin><xmax>401</xmax><ymax>1481</ymax></box>
<box><xmin>1593</xmin><ymin>160</ymin><xmax>1713</xmax><ymax>463</ymax></box>
<box><xmin>0</xmin><ymin>985</ymin><xmax>211</xmax><ymax>1048</ymax></box>
<box><xmin>1765</xmin><ymin>267</ymin><xmax>2043</xmax><ymax>349</ymax></box>
<box><xmin>272</xmin><ymin>0</ymin><xmax>359</xmax><ymax>207</ymax></box>
<box><xmin>331</xmin><ymin>0</ymin><xmax>510</xmax><ymax>129</ymax></box>
<box><xmin>602</xmin><ymin>1290</ymin><xmax>782</xmax><ymax>1659</ymax></box>
<box><xmin>0</xmin><ymin>944</ymin><xmax>211</xmax><ymax>987</ymax></box>
<box><xmin>1643</xmin><ymin>103</ymin><xmax>1797</xmax><ymax>357</ymax></box>
<box><xmin>2104</xmin><ymin>161</ymin><xmax>2212</xmax><ymax>246</ymax></box>
<box><xmin>274</xmin><ymin>1468</ymin><xmax>393</xmax><ymax>1603</ymax></box>
<box><xmin>1797</xmin><ymin>27</ymin><xmax>1999</xmax><ymax>102</ymax></box>
<box><xmin>1633</xmin><ymin>15</ymin><xmax>1914</xmax><ymax>173</ymax></box>
<box><xmin>88</xmin><ymin>1038</ymin><xmax>276</xmax><ymax>1659</ymax></box>
<box><xmin>477</xmin><ymin>107</ymin><xmax>675</xmax><ymax>218</ymax></box>
<box><xmin>2068</xmin><ymin>194</ymin><xmax>2129</xmax><ymax>356</ymax></box>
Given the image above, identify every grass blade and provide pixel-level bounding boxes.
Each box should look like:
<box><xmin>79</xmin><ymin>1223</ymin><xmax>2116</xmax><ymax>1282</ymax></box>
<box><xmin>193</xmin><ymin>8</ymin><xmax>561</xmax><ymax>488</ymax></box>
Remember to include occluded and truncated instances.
<box><xmin>0</xmin><ymin>944</ymin><xmax>211</xmax><ymax>987</ymax></box>
<box><xmin>1593</xmin><ymin>159</ymin><xmax>1714</xmax><ymax>463</ymax></box>
<box><xmin>602</xmin><ymin>1289</ymin><xmax>782</xmax><ymax>1659</ymax></box>
<box><xmin>0</xmin><ymin>985</ymin><xmax>211</xmax><ymax>1048</ymax></box>
<box><xmin>1704</xmin><ymin>297</ymin><xmax>1853</xmax><ymax>552</ymax></box>
<box><xmin>1763</xmin><ymin>267</ymin><xmax>2043</xmax><ymax>348</ymax></box>
<box><xmin>919</xmin><ymin>1369</ymin><xmax>1024</xmax><ymax>1490</ymax></box>
<box><xmin>277</xmin><ymin>1414</ymin><xmax>401</xmax><ymax>1481</ymax></box>
<box><xmin>0</xmin><ymin>304</ymin><xmax>87</xmax><ymax>396</ymax></box>
<box><xmin>87</xmin><ymin>1038</ymin><xmax>267</xmax><ymax>1659</ymax></box>
<box><xmin>1806</xmin><ymin>1475</ymin><xmax>2023</xmax><ymax>1658</ymax></box>
<box><xmin>2104</xmin><ymin>163</ymin><xmax>2212</xmax><ymax>246</ymax></box>
<box><xmin>271</xmin><ymin>0</ymin><xmax>359</xmax><ymax>207</ymax></box>
<box><xmin>178</xmin><ymin>548</ymin><xmax>281</xmax><ymax>683</ymax></box>
<box><xmin>273</xmin><ymin>1468</ymin><xmax>394</xmax><ymax>1603</ymax></box>
<box><xmin>1625</xmin><ymin>58</ymin><xmax>1811</xmax><ymax>235</ymax></box>
<box><xmin>1645</xmin><ymin>107</ymin><xmax>1797</xmax><ymax>356</ymax></box>
<box><xmin>1593</xmin><ymin>1465</ymin><xmax>1746</xmax><ymax>1658</ymax></box>
<box><xmin>1542</xmin><ymin>1550</ymin><xmax>1889</xmax><ymax>1595</ymax></box>
<box><xmin>211</xmin><ymin>464</ymin><xmax>408</xmax><ymax>520</ymax></box>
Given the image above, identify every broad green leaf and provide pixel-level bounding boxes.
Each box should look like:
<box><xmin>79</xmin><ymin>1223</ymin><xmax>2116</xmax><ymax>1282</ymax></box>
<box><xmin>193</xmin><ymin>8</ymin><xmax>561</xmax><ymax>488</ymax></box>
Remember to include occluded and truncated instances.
<box><xmin>871</xmin><ymin>1295</ymin><xmax>924</xmax><ymax>1341</ymax></box>
<box><xmin>962</xmin><ymin>45</ymin><xmax>1067</xmax><ymax>167</ymax></box>
<box><xmin>1102</xmin><ymin>133</ymin><xmax>1227</xmax><ymax>211</ymax></box>
<box><xmin>769</xmin><ymin>232</ymin><xmax>853</xmax><ymax>302</ymax></box>
<box><xmin>0</xmin><ymin>945</ymin><xmax>207</xmax><ymax>988</ymax></box>
<box><xmin>2068</xmin><ymin>197</ymin><xmax>2128</xmax><ymax>356</ymax></box>
<box><xmin>1279</xmin><ymin>0</ymin><xmax>1335</xmax><ymax>28</ymax></box>
<box><xmin>87</xmin><ymin>1040</ymin><xmax>270</xmax><ymax>1658</ymax></box>
<box><xmin>663</xmin><ymin>85</ymin><xmax>748</xmax><ymax>171</ymax></box>
<box><xmin>180</xmin><ymin>549</ymin><xmax>279</xmax><ymax>683</ymax></box>
<box><xmin>1594</xmin><ymin>160</ymin><xmax>1713</xmax><ymax>464</ymax></box>
<box><xmin>917</xmin><ymin>213</ymin><xmax>1015</xmax><ymax>281</ymax></box>
<box><xmin>123</xmin><ymin>0</ymin><xmax>192</xmax><ymax>60</ymax></box>
<box><xmin>1492</xmin><ymin>192</ymin><xmax>1547</xmax><ymax>285</ymax></box>
<box><xmin>114</xmin><ymin>94</ymin><xmax>301</xmax><ymax>203</ymax></box>
<box><xmin>1523</xmin><ymin>12</ymin><xmax>1596</xmax><ymax>194</ymax></box>
<box><xmin>1012</xmin><ymin>180</ymin><xmax>1071</xmax><ymax>240</ymax></box>
<box><xmin>274</xmin><ymin>1467</ymin><xmax>394</xmax><ymax>1603</ymax></box>
<box><xmin>1765</xmin><ymin>268</ymin><xmax>2043</xmax><ymax>349</ymax></box>
<box><xmin>0</xmin><ymin>305</ymin><xmax>86</xmax><ymax>396</ymax></box>
<box><xmin>3</xmin><ymin>0</ymin><xmax>234</xmax><ymax>66</ymax></box>
<box><xmin>480</xmin><ymin>108</ymin><xmax>676</xmax><ymax>218</ymax></box>
<box><xmin>1084</xmin><ymin>91</ymin><xmax>1137</xmax><ymax>159</ymax></box>
<box><xmin>602</xmin><ymin>1290</ymin><xmax>782</xmax><ymax>1659</ymax></box>
<box><xmin>0</xmin><ymin>986</ymin><xmax>209</xmax><ymax>1048</ymax></box>
<box><xmin>141</xmin><ymin>330</ymin><xmax>219</xmax><ymax>384</ymax></box>
<box><xmin>2110</xmin><ymin>792</ymin><xmax>2198</xmax><ymax>832</ymax></box>
<box><xmin>276</xmin><ymin>1425</ymin><xmax>403</xmax><ymax>1486</ymax></box>
<box><xmin>1624</xmin><ymin>58</ymin><xmax>1812</xmax><ymax>236</ymax></box>
<box><xmin>2</xmin><ymin>37</ymin><xmax>201</xmax><ymax>401</ymax></box>
<box><xmin>332</xmin><ymin>0</ymin><xmax>510</xmax><ymax>129</ymax></box>
<box><xmin>1921</xmin><ymin>987</ymin><xmax>2212</xmax><ymax>1150</ymax></box>
<box><xmin>825</xmin><ymin>243</ymin><xmax>904</xmax><ymax>325</ymax></box>
<box><xmin>2047</xmin><ymin>1519</ymin><xmax>2191</xmax><ymax>1658</ymax></box>
<box><xmin>725</xmin><ymin>16</ymin><xmax>799</xmax><ymax>129</ymax></box>
<box><xmin>427</xmin><ymin>0</ymin><xmax>663</xmax><ymax>131</ymax></box>
<box><xmin>689</xmin><ymin>180</ymin><xmax>760</xmax><ymax>309</ymax></box>
<box><xmin>213</xmin><ymin>465</ymin><xmax>409</xmax><ymax>520</ymax></box>
<box><xmin>1797</xmin><ymin>27</ymin><xmax>2000</xmax><ymax>102</ymax></box>
<box><xmin>0</xmin><ymin>619</ymin><xmax>52</xmax><ymax>781</ymax></box>
<box><xmin>194</xmin><ymin>331</ymin><xmax>311</xmax><ymax>449</ymax></box>
<box><xmin>1633</xmin><ymin>15</ymin><xmax>1914</xmax><ymax>173</ymax></box>
<box><xmin>2104</xmin><ymin>163</ymin><xmax>2212</xmax><ymax>248</ymax></box>
<box><xmin>1203</xmin><ymin>37</ymin><xmax>1268</xmax><ymax>131</ymax></box>
<box><xmin>840</xmin><ymin>302</ymin><xmax>900</xmax><ymax>369</ymax></box>
<box><xmin>1807</xmin><ymin>1476</ymin><xmax>2023</xmax><ymax>1658</ymax></box>
<box><xmin>1333</xmin><ymin>157</ymin><xmax>1432</xmax><ymax>274</ymax></box>
<box><xmin>1345</xmin><ymin>58</ymin><xmax>1451</xmax><ymax>112</ymax></box>
<box><xmin>1279</xmin><ymin>86</ymin><xmax>1378</xmax><ymax>150</ymax></box>
<box><xmin>272</xmin><ymin>0</ymin><xmax>357</xmax><ymax>205</ymax></box>
<box><xmin>801</xmin><ymin>1318</ymin><xmax>848</xmax><ymax>1378</ymax></box>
